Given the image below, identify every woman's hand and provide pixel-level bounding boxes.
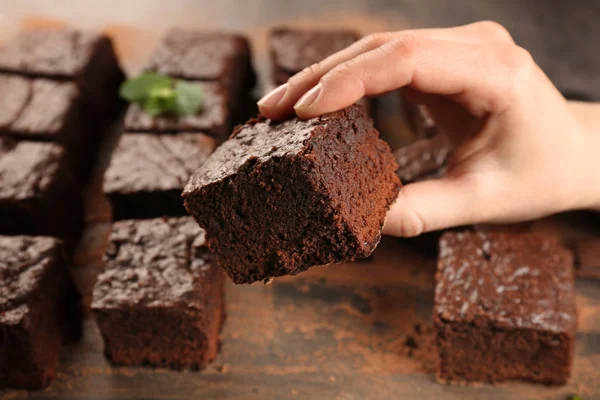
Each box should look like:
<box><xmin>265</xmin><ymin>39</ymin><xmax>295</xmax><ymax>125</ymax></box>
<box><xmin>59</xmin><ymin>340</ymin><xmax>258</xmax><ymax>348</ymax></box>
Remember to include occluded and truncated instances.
<box><xmin>258</xmin><ymin>21</ymin><xmax>599</xmax><ymax>237</ymax></box>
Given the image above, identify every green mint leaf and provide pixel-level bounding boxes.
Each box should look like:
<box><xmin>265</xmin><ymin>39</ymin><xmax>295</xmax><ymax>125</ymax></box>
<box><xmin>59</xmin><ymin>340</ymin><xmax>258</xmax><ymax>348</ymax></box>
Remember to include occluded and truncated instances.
<box><xmin>120</xmin><ymin>73</ymin><xmax>172</xmax><ymax>103</ymax></box>
<box><xmin>174</xmin><ymin>80</ymin><xmax>204</xmax><ymax>116</ymax></box>
<box><xmin>569</xmin><ymin>396</ymin><xmax>582</xmax><ymax>400</ymax></box>
<box><xmin>144</xmin><ymin>86</ymin><xmax>177</xmax><ymax>117</ymax></box>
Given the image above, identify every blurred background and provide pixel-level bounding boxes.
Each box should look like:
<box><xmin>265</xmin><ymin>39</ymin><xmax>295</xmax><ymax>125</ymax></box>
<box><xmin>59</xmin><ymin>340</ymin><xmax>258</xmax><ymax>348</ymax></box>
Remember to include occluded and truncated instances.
<box><xmin>2</xmin><ymin>0</ymin><xmax>598</xmax><ymax>100</ymax></box>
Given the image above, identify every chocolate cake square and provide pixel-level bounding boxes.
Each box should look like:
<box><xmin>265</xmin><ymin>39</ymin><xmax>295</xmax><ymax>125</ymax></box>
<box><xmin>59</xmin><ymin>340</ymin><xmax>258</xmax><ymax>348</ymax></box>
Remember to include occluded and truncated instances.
<box><xmin>183</xmin><ymin>105</ymin><xmax>401</xmax><ymax>284</ymax></box>
<box><xmin>402</xmin><ymin>101</ymin><xmax>439</xmax><ymax>139</ymax></box>
<box><xmin>0</xmin><ymin>235</ymin><xmax>81</xmax><ymax>389</ymax></box>
<box><xmin>0</xmin><ymin>74</ymin><xmax>80</xmax><ymax>142</ymax></box>
<box><xmin>393</xmin><ymin>133</ymin><xmax>451</xmax><ymax>183</ymax></box>
<box><xmin>0</xmin><ymin>29</ymin><xmax>125</xmax><ymax>116</ymax></box>
<box><xmin>123</xmin><ymin>81</ymin><xmax>231</xmax><ymax>139</ymax></box>
<box><xmin>91</xmin><ymin>217</ymin><xmax>225</xmax><ymax>369</ymax></box>
<box><xmin>144</xmin><ymin>28</ymin><xmax>256</xmax><ymax>99</ymax></box>
<box><xmin>0</xmin><ymin>138</ymin><xmax>82</xmax><ymax>249</ymax></box>
<box><xmin>104</xmin><ymin>133</ymin><xmax>216</xmax><ymax>220</ymax></box>
<box><xmin>573</xmin><ymin>237</ymin><xmax>600</xmax><ymax>279</ymax></box>
<box><xmin>269</xmin><ymin>28</ymin><xmax>360</xmax><ymax>85</ymax></box>
<box><xmin>435</xmin><ymin>231</ymin><xmax>577</xmax><ymax>385</ymax></box>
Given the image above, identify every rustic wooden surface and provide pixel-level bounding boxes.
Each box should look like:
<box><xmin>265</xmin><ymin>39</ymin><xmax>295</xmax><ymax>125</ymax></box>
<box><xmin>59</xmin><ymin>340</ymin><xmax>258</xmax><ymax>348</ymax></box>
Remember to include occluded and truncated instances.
<box><xmin>1</xmin><ymin>1</ymin><xmax>599</xmax><ymax>399</ymax></box>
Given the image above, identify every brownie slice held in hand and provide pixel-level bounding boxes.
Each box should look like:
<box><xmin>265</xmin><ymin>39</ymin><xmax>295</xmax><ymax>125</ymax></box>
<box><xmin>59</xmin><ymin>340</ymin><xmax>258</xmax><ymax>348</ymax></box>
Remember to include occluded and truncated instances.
<box><xmin>183</xmin><ymin>105</ymin><xmax>401</xmax><ymax>284</ymax></box>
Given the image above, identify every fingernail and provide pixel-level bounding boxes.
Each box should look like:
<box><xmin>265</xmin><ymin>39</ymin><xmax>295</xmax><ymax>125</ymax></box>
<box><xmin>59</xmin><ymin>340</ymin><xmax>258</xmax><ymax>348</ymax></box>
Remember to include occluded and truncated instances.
<box><xmin>257</xmin><ymin>83</ymin><xmax>288</xmax><ymax>108</ymax></box>
<box><xmin>294</xmin><ymin>83</ymin><xmax>322</xmax><ymax>111</ymax></box>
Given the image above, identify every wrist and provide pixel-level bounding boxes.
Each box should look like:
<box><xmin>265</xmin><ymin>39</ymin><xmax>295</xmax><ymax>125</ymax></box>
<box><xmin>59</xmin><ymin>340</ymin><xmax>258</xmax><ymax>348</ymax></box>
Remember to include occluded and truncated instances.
<box><xmin>567</xmin><ymin>101</ymin><xmax>600</xmax><ymax>211</ymax></box>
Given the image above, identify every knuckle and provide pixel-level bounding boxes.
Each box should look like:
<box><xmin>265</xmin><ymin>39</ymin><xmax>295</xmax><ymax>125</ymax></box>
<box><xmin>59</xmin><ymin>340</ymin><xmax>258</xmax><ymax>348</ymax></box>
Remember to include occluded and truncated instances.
<box><xmin>361</xmin><ymin>32</ymin><xmax>389</xmax><ymax>48</ymax></box>
<box><xmin>500</xmin><ymin>45</ymin><xmax>534</xmax><ymax>72</ymax></box>
<box><xmin>388</xmin><ymin>34</ymin><xmax>421</xmax><ymax>58</ymax></box>
<box><xmin>288</xmin><ymin>63</ymin><xmax>323</xmax><ymax>86</ymax></box>
<box><xmin>320</xmin><ymin>61</ymin><xmax>353</xmax><ymax>85</ymax></box>
<box><xmin>477</xmin><ymin>20</ymin><xmax>514</xmax><ymax>43</ymax></box>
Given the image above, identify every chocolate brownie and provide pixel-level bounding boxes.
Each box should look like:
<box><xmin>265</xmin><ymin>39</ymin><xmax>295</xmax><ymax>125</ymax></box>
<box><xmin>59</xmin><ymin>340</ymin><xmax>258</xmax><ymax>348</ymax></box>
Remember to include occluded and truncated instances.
<box><xmin>0</xmin><ymin>29</ymin><xmax>125</xmax><ymax>116</ymax></box>
<box><xmin>104</xmin><ymin>133</ymin><xmax>216</xmax><ymax>220</ymax></box>
<box><xmin>0</xmin><ymin>73</ymin><xmax>99</xmax><ymax>181</ymax></box>
<box><xmin>0</xmin><ymin>138</ymin><xmax>82</xmax><ymax>249</ymax></box>
<box><xmin>269</xmin><ymin>28</ymin><xmax>360</xmax><ymax>85</ymax></box>
<box><xmin>402</xmin><ymin>101</ymin><xmax>439</xmax><ymax>139</ymax></box>
<box><xmin>573</xmin><ymin>237</ymin><xmax>600</xmax><ymax>279</ymax></box>
<box><xmin>0</xmin><ymin>235</ymin><xmax>81</xmax><ymax>389</ymax></box>
<box><xmin>91</xmin><ymin>217</ymin><xmax>225</xmax><ymax>369</ymax></box>
<box><xmin>0</xmin><ymin>74</ymin><xmax>80</xmax><ymax>142</ymax></box>
<box><xmin>124</xmin><ymin>81</ymin><xmax>231</xmax><ymax>139</ymax></box>
<box><xmin>435</xmin><ymin>231</ymin><xmax>577</xmax><ymax>385</ymax></box>
<box><xmin>144</xmin><ymin>28</ymin><xmax>256</xmax><ymax>100</ymax></box>
<box><xmin>393</xmin><ymin>133</ymin><xmax>452</xmax><ymax>183</ymax></box>
<box><xmin>183</xmin><ymin>105</ymin><xmax>401</xmax><ymax>284</ymax></box>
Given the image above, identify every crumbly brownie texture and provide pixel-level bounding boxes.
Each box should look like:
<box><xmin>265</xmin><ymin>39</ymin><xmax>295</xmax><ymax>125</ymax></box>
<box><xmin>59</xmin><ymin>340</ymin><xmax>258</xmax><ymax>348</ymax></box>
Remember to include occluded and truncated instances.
<box><xmin>393</xmin><ymin>133</ymin><xmax>452</xmax><ymax>183</ymax></box>
<box><xmin>124</xmin><ymin>81</ymin><xmax>230</xmax><ymax>139</ymax></box>
<box><xmin>573</xmin><ymin>238</ymin><xmax>600</xmax><ymax>279</ymax></box>
<box><xmin>183</xmin><ymin>105</ymin><xmax>401</xmax><ymax>284</ymax></box>
<box><xmin>104</xmin><ymin>133</ymin><xmax>216</xmax><ymax>220</ymax></box>
<box><xmin>0</xmin><ymin>74</ymin><xmax>79</xmax><ymax>141</ymax></box>
<box><xmin>0</xmin><ymin>138</ymin><xmax>81</xmax><ymax>247</ymax></box>
<box><xmin>270</xmin><ymin>28</ymin><xmax>359</xmax><ymax>85</ymax></box>
<box><xmin>91</xmin><ymin>217</ymin><xmax>225</xmax><ymax>370</ymax></box>
<box><xmin>144</xmin><ymin>28</ymin><xmax>255</xmax><ymax>95</ymax></box>
<box><xmin>435</xmin><ymin>231</ymin><xmax>577</xmax><ymax>385</ymax></box>
<box><xmin>402</xmin><ymin>101</ymin><xmax>439</xmax><ymax>139</ymax></box>
<box><xmin>0</xmin><ymin>235</ymin><xmax>81</xmax><ymax>389</ymax></box>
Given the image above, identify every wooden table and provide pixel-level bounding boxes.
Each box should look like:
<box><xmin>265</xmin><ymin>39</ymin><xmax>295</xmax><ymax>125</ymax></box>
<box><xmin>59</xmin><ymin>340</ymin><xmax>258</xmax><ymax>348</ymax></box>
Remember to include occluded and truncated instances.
<box><xmin>1</xmin><ymin>2</ymin><xmax>599</xmax><ymax>399</ymax></box>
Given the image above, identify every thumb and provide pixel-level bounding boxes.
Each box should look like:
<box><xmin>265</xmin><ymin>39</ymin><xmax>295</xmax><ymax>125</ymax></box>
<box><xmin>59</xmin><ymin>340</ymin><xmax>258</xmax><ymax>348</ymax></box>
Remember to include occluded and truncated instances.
<box><xmin>382</xmin><ymin>176</ymin><xmax>487</xmax><ymax>237</ymax></box>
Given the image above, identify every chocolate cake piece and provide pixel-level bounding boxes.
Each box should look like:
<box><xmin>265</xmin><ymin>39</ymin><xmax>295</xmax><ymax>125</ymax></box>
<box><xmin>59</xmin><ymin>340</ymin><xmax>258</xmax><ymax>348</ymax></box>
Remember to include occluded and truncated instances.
<box><xmin>183</xmin><ymin>105</ymin><xmax>401</xmax><ymax>284</ymax></box>
<box><xmin>573</xmin><ymin>237</ymin><xmax>600</xmax><ymax>279</ymax></box>
<box><xmin>269</xmin><ymin>28</ymin><xmax>360</xmax><ymax>85</ymax></box>
<box><xmin>402</xmin><ymin>101</ymin><xmax>439</xmax><ymax>139</ymax></box>
<box><xmin>0</xmin><ymin>73</ymin><xmax>99</xmax><ymax>180</ymax></box>
<box><xmin>91</xmin><ymin>217</ymin><xmax>225</xmax><ymax>369</ymax></box>
<box><xmin>144</xmin><ymin>28</ymin><xmax>256</xmax><ymax>100</ymax></box>
<box><xmin>0</xmin><ymin>138</ymin><xmax>82</xmax><ymax>249</ymax></box>
<box><xmin>0</xmin><ymin>74</ymin><xmax>80</xmax><ymax>142</ymax></box>
<box><xmin>0</xmin><ymin>29</ymin><xmax>125</xmax><ymax>116</ymax></box>
<box><xmin>123</xmin><ymin>81</ymin><xmax>231</xmax><ymax>140</ymax></box>
<box><xmin>393</xmin><ymin>133</ymin><xmax>452</xmax><ymax>183</ymax></box>
<box><xmin>435</xmin><ymin>231</ymin><xmax>577</xmax><ymax>385</ymax></box>
<box><xmin>104</xmin><ymin>133</ymin><xmax>216</xmax><ymax>220</ymax></box>
<box><xmin>0</xmin><ymin>235</ymin><xmax>81</xmax><ymax>389</ymax></box>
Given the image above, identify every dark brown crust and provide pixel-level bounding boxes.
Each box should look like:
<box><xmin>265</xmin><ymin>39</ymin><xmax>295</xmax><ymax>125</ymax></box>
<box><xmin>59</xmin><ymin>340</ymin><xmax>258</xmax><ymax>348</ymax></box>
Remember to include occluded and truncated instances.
<box><xmin>0</xmin><ymin>138</ymin><xmax>82</xmax><ymax>250</ymax></box>
<box><xmin>434</xmin><ymin>230</ymin><xmax>577</xmax><ymax>385</ymax></box>
<box><xmin>123</xmin><ymin>81</ymin><xmax>231</xmax><ymax>140</ymax></box>
<box><xmin>0</xmin><ymin>235</ymin><xmax>81</xmax><ymax>390</ymax></box>
<box><xmin>0</xmin><ymin>30</ymin><xmax>125</xmax><ymax>181</ymax></box>
<box><xmin>91</xmin><ymin>217</ymin><xmax>224</xmax><ymax>370</ymax></box>
<box><xmin>103</xmin><ymin>133</ymin><xmax>216</xmax><ymax>220</ymax></box>
<box><xmin>573</xmin><ymin>237</ymin><xmax>600</xmax><ymax>279</ymax></box>
<box><xmin>183</xmin><ymin>105</ymin><xmax>400</xmax><ymax>284</ymax></box>
<box><xmin>269</xmin><ymin>28</ymin><xmax>360</xmax><ymax>86</ymax></box>
<box><xmin>393</xmin><ymin>133</ymin><xmax>452</xmax><ymax>183</ymax></box>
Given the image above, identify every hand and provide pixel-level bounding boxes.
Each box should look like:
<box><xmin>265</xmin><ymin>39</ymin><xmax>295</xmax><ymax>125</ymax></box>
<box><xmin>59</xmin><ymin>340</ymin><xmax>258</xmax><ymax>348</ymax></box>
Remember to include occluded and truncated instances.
<box><xmin>258</xmin><ymin>21</ymin><xmax>600</xmax><ymax>237</ymax></box>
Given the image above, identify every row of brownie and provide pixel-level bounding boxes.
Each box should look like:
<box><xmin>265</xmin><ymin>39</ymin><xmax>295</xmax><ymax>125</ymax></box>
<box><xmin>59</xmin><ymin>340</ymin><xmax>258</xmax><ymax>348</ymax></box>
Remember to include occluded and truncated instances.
<box><xmin>0</xmin><ymin>30</ymin><xmax>126</xmax><ymax>248</ymax></box>
<box><xmin>0</xmin><ymin>29</ymin><xmax>126</xmax><ymax>389</ymax></box>
<box><xmin>91</xmin><ymin>28</ymin><xmax>257</xmax><ymax>370</ymax></box>
<box><xmin>396</xmin><ymin>102</ymin><xmax>578</xmax><ymax>385</ymax></box>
